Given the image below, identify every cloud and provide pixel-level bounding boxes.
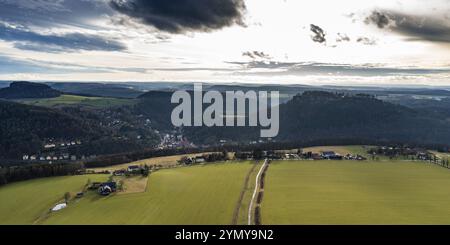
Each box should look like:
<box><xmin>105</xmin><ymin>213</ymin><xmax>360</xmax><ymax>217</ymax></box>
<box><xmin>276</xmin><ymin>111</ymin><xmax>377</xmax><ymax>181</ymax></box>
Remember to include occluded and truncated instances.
<box><xmin>336</xmin><ymin>33</ymin><xmax>350</xmax><ymax>42</ymax></box>
<box><xmin>0</xmin><ymin>0</ymin><xmax>114</xmax><ymax>29</ymax></box>
<box><xmin>0</xmin><ymin>55</ymin><xmax>52</xmax><ymax>74</ymax></box>
<box><xmin>109</xmin><ymin>0</ymin><xmax>247</xmax><ymax>34</ymax></box>
<box><xmin>356</xmin><ymin>37</ymin><xmax>377</xmax><ymax>45</ymax></box>
<box><xmin>0</xmin><ymin>0</ymin><xmax>67</xmax><ymax>11</ymax></box>
<box><xmin>0</xmin><ymin>54</ymin><xmax>149</xmax><ymax>74</ymax></box>
<box><xmin>242</xmin><ymin>51</ymin><xmax>271</xmax><ymax>60</ymax></box>
<box><xmin>365</xmin><ymin>10</ymin><xmax>450</xmax><ymax>43</ymax></box>
<box><xmin>310</xmin><ymin>24</ymin><xmax>326</xmax><ymax>43</ymax></box>
<box><xmin>0</xmin><ymin>23</ymin><xmax>126</xmax><ymax>52</ymax></box>
<box><xmin>365</xmin><ymin>11</ymin><xmax>391</xmax><ymax>28</ymax></box>
<box><xmin>228</xmin><ymin>61</ymin><xmax>450</xmax><ymax>77</ymax></box>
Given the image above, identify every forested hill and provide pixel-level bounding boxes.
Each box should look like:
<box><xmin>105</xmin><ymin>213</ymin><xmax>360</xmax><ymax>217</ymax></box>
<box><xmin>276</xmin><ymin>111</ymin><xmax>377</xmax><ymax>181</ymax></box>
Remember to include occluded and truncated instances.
<box><xmin>142</xmin><ymin>90</ymin><xmax>450</xmax><ymax>146</ymax></box>
<box><xmin>0</xmin><ymin>81</ymin><xmax>61</xmax><ymax>99</ymax></box>
<box><xmin>0</xmin><ymin>100</ymin><xmax>105</xmax><ymax>159</ymax></box>
<box><xmin>277</xmin><ymin>91</ymin><xmax>450</xmax><ymax>145</ymax></box>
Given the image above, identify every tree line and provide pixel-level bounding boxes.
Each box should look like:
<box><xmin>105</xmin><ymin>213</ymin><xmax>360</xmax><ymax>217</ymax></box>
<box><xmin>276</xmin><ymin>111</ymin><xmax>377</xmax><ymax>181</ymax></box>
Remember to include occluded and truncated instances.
<box><xmin>0</xmin><ymin>162</ymin><xmax>84</xmax><ymax>186</ymax></box>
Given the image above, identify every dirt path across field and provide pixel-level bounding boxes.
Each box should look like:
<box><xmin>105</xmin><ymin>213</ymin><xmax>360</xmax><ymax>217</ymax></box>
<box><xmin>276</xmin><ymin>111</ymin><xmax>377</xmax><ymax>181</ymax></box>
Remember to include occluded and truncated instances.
<box><xmin>248</xmin><ymin>159</ymin><xmax>269</xmax><ymax>225</ymax></box>
<box><xmin>231</xmin><ymin>161</ymin><xmax>259</xmax><ymax>225</ymax></box>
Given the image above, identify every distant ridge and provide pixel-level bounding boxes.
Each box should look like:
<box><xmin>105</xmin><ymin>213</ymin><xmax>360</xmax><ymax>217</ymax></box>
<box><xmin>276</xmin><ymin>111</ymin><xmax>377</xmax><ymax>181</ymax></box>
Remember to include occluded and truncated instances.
<box><xmin>0</xmin><ymin>81</ymin><xmax>61</xmax><ymax>99</ymax></box>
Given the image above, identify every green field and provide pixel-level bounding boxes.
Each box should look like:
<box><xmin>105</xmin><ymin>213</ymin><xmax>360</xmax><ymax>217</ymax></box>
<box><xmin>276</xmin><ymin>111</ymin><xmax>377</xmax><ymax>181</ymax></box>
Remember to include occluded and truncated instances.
<box><xmin>262</xmin><ymin>160</ymin><xmax>450</xmax><ymax>224</ymax></box>
<box><xmin>0</xmin><ymin>174</ymin><xmax>108</xmax><ymax>224</ymax></box>
<box><xmin>17</xmin><ymin>95</ymin><xmax>135</xmax><ymax>108</ymax></box>
<box><xmin>3</xmin><ymin>157</ymin><xmax>450</xmax><ymax>225</ymax></box>
<box><xmin>43</xmin><ymin>162</ymin><xmax>253</xmax><ymax>225</ymax></box>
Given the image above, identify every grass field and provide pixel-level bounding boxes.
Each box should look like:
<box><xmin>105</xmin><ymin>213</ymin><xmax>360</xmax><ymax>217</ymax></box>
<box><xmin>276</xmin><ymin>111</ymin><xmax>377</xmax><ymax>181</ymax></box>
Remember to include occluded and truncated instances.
<box><xmin>17</xmin><ymin>95</ymin><xmax>135</xmax><ymax>108</ymax></box>
<box><xmin>3</xmin><ymin>153</ymin><xmax>450</xmax><ymax>225</ymax></box>
<box><xmin>43</xmin><ymin>162</ymin><xmax>253</xmax><ymax>225</ymax></box>
<box><xmin>88</xmin><ymin>153</ymin><xmax>213</xmax><ymax>172</ymax></box>
<box><xmin>0</xmin><ymin>174</ymin><xmax>108</xmax><ymax>224</ymax></box>
<box><xmin>262</xmin><ymin>160</ymin><xmax>450</xmax><ymax>224</ymax></box>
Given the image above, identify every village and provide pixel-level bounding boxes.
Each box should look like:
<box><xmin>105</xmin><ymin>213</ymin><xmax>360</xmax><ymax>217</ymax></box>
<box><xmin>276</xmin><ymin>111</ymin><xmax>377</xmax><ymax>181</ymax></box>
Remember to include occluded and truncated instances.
<box><xmin>21</xmin><ymin>139</ymin><xmax>89</xmax><ymax>163</ymax></box>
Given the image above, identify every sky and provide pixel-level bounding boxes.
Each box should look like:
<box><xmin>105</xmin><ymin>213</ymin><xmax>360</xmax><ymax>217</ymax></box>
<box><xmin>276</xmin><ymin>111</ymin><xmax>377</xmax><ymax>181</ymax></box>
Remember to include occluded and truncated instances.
<box><xmin>0</xmin><ymin>0</ymin><xmax>450</xmax><ymax>86</ymax></box>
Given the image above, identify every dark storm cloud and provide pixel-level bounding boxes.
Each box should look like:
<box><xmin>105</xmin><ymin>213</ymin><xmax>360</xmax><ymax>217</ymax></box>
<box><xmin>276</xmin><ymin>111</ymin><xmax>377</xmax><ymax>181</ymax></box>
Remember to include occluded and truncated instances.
<box><xmin>228</xmin><ymin>61</ymin><xmax>450</xmax><ymax>77</ymax></box>
<box><xmin>310</xmin><ymin>24</ymin><xmax>326</xmax><ymax>43</ymax></box>
<box><xmin>242</xmin><ymin>51</ymin><xmax>271</xmax><ymax>60</ymax></box>
<box><xmin>365</xmin><ymin>11</ymin><xmax>391</xmax><ymax>29</ymax></box>
<box><xmin>0</xmin><ymin>24</ymin><xmax>126</xmax><ymax>52</ymax></box>
<box><xmin>365</xmin><ymin>10</ymin><xmax>450</xmax><ymax>43</ymax></box>
<box><xmin>109</xmin><ymin>0</ymin><xmax>246</xmax><ymax>33</ymax></box>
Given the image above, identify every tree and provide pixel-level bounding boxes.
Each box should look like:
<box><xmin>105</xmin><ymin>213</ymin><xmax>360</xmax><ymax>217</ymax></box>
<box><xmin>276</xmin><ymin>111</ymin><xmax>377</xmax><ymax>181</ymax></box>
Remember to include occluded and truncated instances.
<box><xmin>252</xmin><ymin>149</ymin><xmax>263</xmax><ymax>160</ymax></box>
<box><xmin>64</xmin><ymin>192</ymin><xmax>71</xmax><ymax>203</ymax></box>
<box><xmin>222</xmin><ymin>150</ymin><xmax>229</xmax><ymax>161</ymax></box>
<box><xmin>142</xmin><ymin>165</ymin><xmax>150</xmax><ymax>177</ymax></box>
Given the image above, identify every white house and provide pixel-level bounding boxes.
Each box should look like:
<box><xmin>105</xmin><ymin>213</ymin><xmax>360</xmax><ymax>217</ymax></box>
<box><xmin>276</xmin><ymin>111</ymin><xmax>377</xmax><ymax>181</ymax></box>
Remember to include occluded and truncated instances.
<box><xmin>127</xmin><ymin>165</ymin><xmax>141</xmax><ymax>172</ymax></box>
<box><xmin>44</xmin><ymin>144</ymin><xmax>56</xmax><ymax>149</ymax></box>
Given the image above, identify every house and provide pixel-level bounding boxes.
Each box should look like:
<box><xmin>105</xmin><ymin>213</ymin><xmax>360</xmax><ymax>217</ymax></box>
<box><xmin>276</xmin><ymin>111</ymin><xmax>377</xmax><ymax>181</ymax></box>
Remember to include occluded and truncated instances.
<box><xmin>22</xmin><ymin>155</ymin><xmax>29</xmax><ymax>161</ymax></box>
<box><xmin>194</xmin><ymin>156</ymin><xmax>206</xmax><ymax>163</ymax></box>
<box><xmin>44</xmin><ymin>144</ymin><xmax>56</xmax><ymax>149</ymax></box>
<box><xmin>46</xmin><ymin>156</ymin><xmax>52</xmax><ymax>161</ymax></box>
<box><xmin>113</xmin><ymin>169</ymin><xmax>126</xmax><ymax>176</ymax></box>
<box><xmin>285</xmin><ymin>153</ymin><xmax>299</xmax><ymax>160</ymax></box>
<box><xmin>344</xmin><ymin>154</ymin><xmax>355</xmax><ymax>160</ymax></box>
<box><xmin>127</xmin><ymin>165</ymin><xmax>141</xmax><ymax>172</ymax></box>
<box><xmin>356</xmin><ymin>155</ymin><xmax>367</xmax><ymax>161</ymax></box>
<box><xmin>181</xmin><ymin>157</ymin><xmax>194</xmax><ymax>165</ymax></box>
<box><xmin>39</xmin><ymin>156</ymin><xmax>46</xmax><ymax>161</ymax></box>
<box><xmin>70</xmin><ymin>155</ymin><xmax>77</xmax><ymax>161</ymax></box>
<box><xmin>417</xmin><ymin>152</ymin><xmax>430</xmax><ymax>161</ymax></box>
<box><xmin>30</xmin><ymin>155</ymin><xmax>37</xmax><ymax>161</ymax></box>
<box><xmin>98</xmin><ymin>182</ymin><xmax>117</xmax><ymax>196</ymax></box>
<box><xmin>321</xmin><ymin>151</ymin><xmax>337</xmax><ymax>159</ymax></box>
<box><xmin>312</xmin><ymin>153</ymin><xmax>322</xmax><ymax>160</ymax></box>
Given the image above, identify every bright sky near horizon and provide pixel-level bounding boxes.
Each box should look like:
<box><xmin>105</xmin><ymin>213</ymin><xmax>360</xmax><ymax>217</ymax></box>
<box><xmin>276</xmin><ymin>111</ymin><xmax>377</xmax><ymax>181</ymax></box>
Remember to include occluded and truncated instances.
<box><xmin>0</xmin><ymin>0</ymin><xmax>449</xmax><ymax>86</ymax></box>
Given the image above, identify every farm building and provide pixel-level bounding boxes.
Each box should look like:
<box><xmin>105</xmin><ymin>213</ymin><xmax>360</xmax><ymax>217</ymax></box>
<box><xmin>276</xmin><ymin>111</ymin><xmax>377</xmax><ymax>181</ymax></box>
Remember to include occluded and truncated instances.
<box><xmin>113</xmin><ymin>169</ymin><xmax>126</xmax><ymax>176</ymax></box>
<box><xmin>321</xmin><ymin>151</ymin><xmax>336</xmax><ymax>158</ymax></box>
<box><xmin>98</xmin><ymin>182</ymin><xmax>117</xmax><ymax>196</ymax></box>
<box><xmin>127</xmin><ymin>165</ymin><xmax>141</xmax><ymax>172</ymax></box>
<box><xmin>321</xmin><ymin>151</ymin><xmax>343</xmax><ymax>160</ymax></box>
<box><xmin>194</xmin><ymin>156</ymin><xmax>206</xmax><ymax>163</ymax></box>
